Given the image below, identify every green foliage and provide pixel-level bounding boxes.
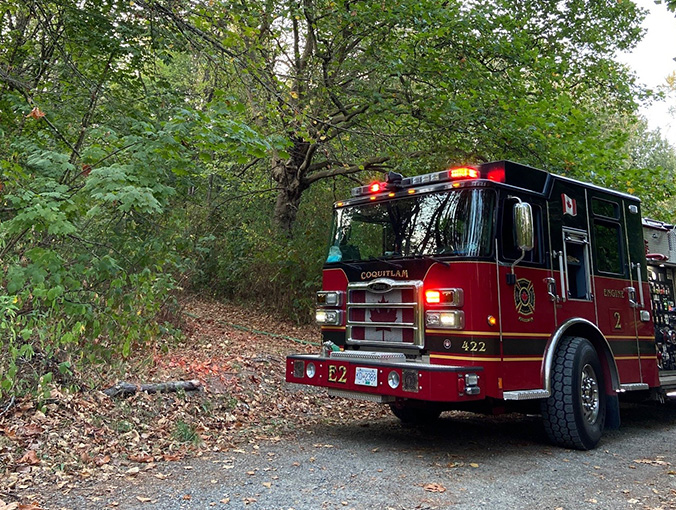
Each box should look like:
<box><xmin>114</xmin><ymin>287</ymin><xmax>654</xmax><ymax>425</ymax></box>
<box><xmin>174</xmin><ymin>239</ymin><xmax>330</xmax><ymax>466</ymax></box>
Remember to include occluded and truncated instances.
<box><xmin>1</xmin><ymin>0</ymin><xmax>675</xmax><ymax>406</ymax></box>
<box><xmin>0</xmin><ymin>0</ymin><xmax>272</xmax><ymax>400</ymax></box>
<box><xmin>172</xmin><ymin>420</ymin><xmax>202</xmax><ymax>445</ymax></box>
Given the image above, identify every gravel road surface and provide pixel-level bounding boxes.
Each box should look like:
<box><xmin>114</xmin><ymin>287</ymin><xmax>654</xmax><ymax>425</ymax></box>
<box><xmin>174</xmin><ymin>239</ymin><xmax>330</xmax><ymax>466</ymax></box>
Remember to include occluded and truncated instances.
<box><xmin>42</xmin><ymin>399</ymin><xmax>676</xmax><ymax>510</ymax></box>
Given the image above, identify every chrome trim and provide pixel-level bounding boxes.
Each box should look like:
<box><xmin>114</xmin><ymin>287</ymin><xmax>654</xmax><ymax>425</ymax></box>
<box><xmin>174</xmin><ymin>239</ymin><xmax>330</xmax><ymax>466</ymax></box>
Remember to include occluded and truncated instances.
<box><xmin>425</xmin><ymin>310</ymin><xmax>465</xmax><ymax>330</ymax></box>
<box><xmin>619</xmin><ymin>383</ymin><xmax>649</xmax><ymax>392</ymax></box>
<box><xmin>329</xmin><ymin>351</ymin><xmax>406</xmax><ymax>362</ymax></box>
<box><xmin>328</xmin><ymin>388</ymin><xmax>395</xmax><ymax>403</ymax></box>
<box><xmin>543</xmin><ymin>318</ymin><xmax>621</xmax><ymax>394</ymax></box>
<box><xmin>632</xmin><ymin>262</ymin><xmax>645</xmax><ymax>308</ymax></box>
<box><xmin>557</xmin><ymin>250</ymin><xmax>567</xmax><ymax>302</ymax></box>
<box><xmin>346</xmin><ymin>279</ymin><xmax>424</xmax><ymax>348</ymax></box>
<box><xmin>348</xmin><ymin>302</ymin><xmax>417</xmax><ymax>309</ymax></box>
<box><xmin>348</xmin><ymin>320</ymin><xmax>415</xmax><ymax>328</ymax></box>
<box><xmin>503</xmin><ymin>389</ymin><xmax>550</xmax><ymax>401</ymax></box>
<box><xmin>316</xmin><ymin>290</ymin><xmax>344</xmax><ymax>307</ymax></box>
<box><xmin>426</xmin><ymin>288</ymin><xmax>464</xmax><ymax>307</ymax></box>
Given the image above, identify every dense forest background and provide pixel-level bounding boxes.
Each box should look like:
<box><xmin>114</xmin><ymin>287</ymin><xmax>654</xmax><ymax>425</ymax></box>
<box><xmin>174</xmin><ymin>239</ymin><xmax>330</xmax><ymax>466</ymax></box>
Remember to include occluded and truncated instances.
<box><xmin>2</xmin><ymin>0</ymin><xmax>676</xmax><ymax>399</ymax></box>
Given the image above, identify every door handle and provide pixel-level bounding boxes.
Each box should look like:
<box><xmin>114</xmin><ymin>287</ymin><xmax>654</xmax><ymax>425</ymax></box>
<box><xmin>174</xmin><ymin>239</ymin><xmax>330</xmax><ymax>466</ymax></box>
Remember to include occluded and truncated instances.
<box><xmin>624</xmin><ymin>286</ymin><xmax>638</xmax><ymax>308</ymax></box>
<box><xmin>631</xmin><ymin>262</ymin><xmax>645</xmax><ymax>308</ymax></box>
<box><xmin>545</xmin><ymin>277</ymin><xmax>560</xmax><ymax>302</ymax></box>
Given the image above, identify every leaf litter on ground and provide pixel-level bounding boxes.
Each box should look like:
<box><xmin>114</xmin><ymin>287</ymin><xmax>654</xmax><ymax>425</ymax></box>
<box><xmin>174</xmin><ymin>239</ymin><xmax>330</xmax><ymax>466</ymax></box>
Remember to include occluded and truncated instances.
<box><xmin>0</xmin><ymin>298</ymin><xmax>388</xmax><ymax>506</ymax></box>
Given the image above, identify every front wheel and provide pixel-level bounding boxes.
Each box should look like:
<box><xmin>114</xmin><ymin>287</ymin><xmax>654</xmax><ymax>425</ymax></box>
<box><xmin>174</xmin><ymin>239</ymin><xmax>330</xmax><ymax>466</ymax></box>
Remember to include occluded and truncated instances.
<box><xmin>541</xmin><ymin>336</ymin><xmax>606</xmax><ymax>450</ymax></box>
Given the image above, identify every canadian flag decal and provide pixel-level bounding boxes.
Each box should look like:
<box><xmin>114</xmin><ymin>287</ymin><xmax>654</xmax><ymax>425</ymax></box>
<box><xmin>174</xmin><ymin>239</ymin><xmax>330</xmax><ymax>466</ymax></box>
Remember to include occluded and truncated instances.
<box><xmin>561</xmin><ymin>193</ymin><xmax>577</xmax><ymax>216</ymax></box>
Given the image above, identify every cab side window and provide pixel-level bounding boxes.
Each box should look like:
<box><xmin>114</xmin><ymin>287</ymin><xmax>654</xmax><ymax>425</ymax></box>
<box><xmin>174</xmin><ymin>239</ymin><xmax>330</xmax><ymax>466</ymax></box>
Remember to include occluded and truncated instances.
<box><xmin>591</xmin><ymin>198</ymin><xmax>624</xmax><ymax>276</ymax></box>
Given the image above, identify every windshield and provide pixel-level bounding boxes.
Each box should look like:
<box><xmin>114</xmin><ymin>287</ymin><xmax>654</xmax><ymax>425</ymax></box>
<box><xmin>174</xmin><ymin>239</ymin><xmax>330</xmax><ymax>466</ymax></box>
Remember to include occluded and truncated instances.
<box><xmin>327</xmin><ymin>188</ymin><xmax>496</xmax><ymax>263</ymax></box>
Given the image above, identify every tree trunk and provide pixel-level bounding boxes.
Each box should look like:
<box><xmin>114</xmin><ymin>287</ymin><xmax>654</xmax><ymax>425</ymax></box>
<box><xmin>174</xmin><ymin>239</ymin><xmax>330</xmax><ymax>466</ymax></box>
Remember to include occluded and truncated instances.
<box><xmin>273</xmin><ymin>184</ymin><xmax>304</xmax><ymax>236</ymax></box>
<box><xmin>271</xmin><ymin>140</ymin><xmax>311</xmax><ymax>236</ymax></box>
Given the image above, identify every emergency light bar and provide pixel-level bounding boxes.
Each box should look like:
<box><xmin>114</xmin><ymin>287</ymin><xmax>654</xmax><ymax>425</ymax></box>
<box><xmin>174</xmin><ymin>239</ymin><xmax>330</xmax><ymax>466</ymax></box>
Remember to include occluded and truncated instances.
<box><xmin>350</xmin><ymin>163</ymin><xmax>506</xmax><ymax>198</ymax></box>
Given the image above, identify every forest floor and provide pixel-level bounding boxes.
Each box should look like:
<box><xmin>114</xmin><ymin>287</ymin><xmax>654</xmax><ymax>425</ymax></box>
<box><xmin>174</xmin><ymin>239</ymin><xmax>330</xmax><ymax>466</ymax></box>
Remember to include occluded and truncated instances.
<box><xmin>2</xmin><ymin>299</ymin><xmax>676</xmax><ymax>510</ymax></box>
<box><xmin>0</xmin><ymin>298</ymin><xmax>387</xmax><ymax>509</ymax></box>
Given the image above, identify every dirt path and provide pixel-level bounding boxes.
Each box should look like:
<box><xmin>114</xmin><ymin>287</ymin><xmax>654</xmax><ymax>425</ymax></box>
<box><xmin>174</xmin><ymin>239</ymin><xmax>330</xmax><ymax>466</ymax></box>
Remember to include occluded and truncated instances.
<box><xmin>3</xmin><ymin>300</ymin><xmax>676</xmax><ymax>510</ymax></box>
<box><xmin>40</xmin><ymin>400</ymin><xmax>676</xmax><ymax>510</ymax></box>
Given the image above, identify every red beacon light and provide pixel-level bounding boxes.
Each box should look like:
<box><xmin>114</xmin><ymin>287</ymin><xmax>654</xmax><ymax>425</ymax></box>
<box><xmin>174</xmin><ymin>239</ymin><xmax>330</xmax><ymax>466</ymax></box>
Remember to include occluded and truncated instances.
<box><xmin>369</xmin><ymin>182</ymin><xmax>382</xmax><ymax>193</ymax></box>
<box><xmin>450</xmin><ymin>166</ymin><xmax>479</xmax><ymax>179</ymax></box>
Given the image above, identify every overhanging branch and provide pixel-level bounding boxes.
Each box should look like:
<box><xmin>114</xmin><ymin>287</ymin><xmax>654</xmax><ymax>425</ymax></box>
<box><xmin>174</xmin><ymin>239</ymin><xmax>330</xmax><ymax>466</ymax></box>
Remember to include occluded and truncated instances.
<box><xmin>303</xmin><ymin>156</ymin><xmax>390</xmax><ymax>186</ymax></box>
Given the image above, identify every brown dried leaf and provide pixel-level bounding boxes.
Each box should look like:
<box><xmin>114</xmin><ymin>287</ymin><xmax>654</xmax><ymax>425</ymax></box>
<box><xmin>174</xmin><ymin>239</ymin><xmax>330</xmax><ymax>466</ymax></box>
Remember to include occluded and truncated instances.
<box><xmin>94</xmin><ymin>455</ymin><xmax>111</xmax><ymax>466</ymax></box>
<box><xmin>26</xmin><ymin>107</ymin><xmax>46</xmax><ymax>119</ymax></box>
<box><xmin>18</xmin><ymin>450</ymin><xmax>40</xmax><ymax>466</ymax></box>
<box><xmin>130</xmin><ymin>454</ymin><xmax>154</xmax><ymax>463</ymax></box>
<box><xmin>423</xmin><ymin>483</ymin><xmax>447</xmax><ymax>493</ymax></box>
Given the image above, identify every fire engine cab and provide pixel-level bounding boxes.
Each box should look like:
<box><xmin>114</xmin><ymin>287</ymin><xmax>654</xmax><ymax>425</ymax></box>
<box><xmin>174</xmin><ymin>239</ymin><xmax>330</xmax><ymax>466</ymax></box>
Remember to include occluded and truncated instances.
<box><xmin>285</xmin><ymin>160</ymin><xmax>676</xmax><ymax>450</ymax></box>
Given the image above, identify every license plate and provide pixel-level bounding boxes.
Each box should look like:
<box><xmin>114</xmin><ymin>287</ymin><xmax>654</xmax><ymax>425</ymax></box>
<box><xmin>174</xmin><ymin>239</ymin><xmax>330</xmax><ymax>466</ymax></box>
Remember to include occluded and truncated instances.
<box><xmin>355</xmin><ymin>367</ymin><xmax>378</xmax><ymax>387</ymax></box>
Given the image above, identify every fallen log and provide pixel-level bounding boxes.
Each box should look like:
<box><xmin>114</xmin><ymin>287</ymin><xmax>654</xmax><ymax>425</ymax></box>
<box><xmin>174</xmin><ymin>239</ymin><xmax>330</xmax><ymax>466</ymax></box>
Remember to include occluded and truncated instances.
<box><xmin>103</xmin><ymin>379</ymin><xmax>202</xmax><ymax>398</ymax></box>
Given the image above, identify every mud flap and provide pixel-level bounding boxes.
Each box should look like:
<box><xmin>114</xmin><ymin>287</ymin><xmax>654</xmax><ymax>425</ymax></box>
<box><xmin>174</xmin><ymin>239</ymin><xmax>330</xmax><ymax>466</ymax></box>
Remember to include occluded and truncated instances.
<box><xmin>604</xmin><ymin>392</ymin><xmax>621</xmax><ymax>430</ymax></box>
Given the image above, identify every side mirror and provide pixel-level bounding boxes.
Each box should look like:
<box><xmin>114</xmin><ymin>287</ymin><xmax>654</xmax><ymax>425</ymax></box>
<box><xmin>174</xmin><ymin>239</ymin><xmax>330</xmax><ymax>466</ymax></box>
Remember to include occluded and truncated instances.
<box><xmin>514</xmin><ymin>202</ymin><xmax>534</xmax><ymax>251</ymax></box>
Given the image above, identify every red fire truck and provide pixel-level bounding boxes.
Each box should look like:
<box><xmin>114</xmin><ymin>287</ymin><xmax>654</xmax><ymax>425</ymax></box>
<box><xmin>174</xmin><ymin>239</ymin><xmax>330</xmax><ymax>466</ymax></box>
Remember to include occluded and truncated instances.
<box><xmin>285</xmin><ymin>160</ymin><xmax>676</xmax><ymax>450</ymax></box>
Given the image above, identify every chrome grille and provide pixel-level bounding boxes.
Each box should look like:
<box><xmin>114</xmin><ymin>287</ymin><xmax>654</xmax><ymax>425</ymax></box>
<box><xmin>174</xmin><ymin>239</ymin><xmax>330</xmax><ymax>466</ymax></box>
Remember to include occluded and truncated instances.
<box><xmin>346</xmin><ymin>278</ymin><xmax>423</xmax><ymax>348</ymax></box>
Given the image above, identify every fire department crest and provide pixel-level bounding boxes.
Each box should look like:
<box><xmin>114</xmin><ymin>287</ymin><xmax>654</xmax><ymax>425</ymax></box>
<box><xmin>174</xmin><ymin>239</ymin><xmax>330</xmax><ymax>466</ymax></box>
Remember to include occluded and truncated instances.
<box><xmin>514</xmin><ymin>278</ymin><xmax>535</xmax><ymax>316</ymax></box>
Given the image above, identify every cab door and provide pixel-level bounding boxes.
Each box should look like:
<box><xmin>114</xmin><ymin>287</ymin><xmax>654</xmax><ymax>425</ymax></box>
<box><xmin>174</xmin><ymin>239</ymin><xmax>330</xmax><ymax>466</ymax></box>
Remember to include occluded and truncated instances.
<box><xmin>497</xmin><ymin>194</ymin><xmax>556</xmax><ymax>392</ymax></box>
<box><xmin>548</xmin><ymin>184</ymin><xmax>596</xmax><ymax>326</ymax></box>
<box><xmin>587</xmin><ymin>194</ymin><xmax>643</xmax><ymax>384</ymax></box>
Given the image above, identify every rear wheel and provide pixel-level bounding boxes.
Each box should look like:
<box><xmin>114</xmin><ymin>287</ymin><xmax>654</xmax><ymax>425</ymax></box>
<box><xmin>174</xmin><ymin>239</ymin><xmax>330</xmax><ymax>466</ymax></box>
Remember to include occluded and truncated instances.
<box><xmin>541</xmin><ymin>336</ymin><xmax>606</xmax><ymax>450</ymax></box>
<box><xmin>389</xmin><ymin>401</ymin><xmax>442</xmax><ymax>425</ymax></box>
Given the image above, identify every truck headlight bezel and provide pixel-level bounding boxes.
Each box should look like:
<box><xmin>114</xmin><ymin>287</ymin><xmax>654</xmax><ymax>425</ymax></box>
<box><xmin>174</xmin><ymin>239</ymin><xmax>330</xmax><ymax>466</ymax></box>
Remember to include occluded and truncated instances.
<box><xmin>316</xmin><ymin>309</ymin><xmax>342</xmax><ymax>326</ymax></box>
<box><xmin>425</xmin><ymin>310</ymin><xmax>465</xmax><ymax>329</ymax></box>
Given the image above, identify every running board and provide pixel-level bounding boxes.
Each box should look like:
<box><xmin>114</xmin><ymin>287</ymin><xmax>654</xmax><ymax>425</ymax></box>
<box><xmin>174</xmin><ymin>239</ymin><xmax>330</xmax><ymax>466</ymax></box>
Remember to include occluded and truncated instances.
<box><xmin>619</xmin><ymin>383</ymin><xmax>649</xmax><ymax>392</ymax></box>
<box><xmin>503</xmin><ymin>389</ymin><xmax>550</xmax><ymax>401</ymax></box>
<box><xmin>659</xmin><ymin>373</ymin><xmax>676</xmax><ymax>391</ymax></box>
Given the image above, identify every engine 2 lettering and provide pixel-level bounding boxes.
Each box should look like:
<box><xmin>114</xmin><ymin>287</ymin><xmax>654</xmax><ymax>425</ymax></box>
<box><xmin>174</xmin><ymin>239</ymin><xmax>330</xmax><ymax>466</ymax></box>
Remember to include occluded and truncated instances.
<box><xmin>327</xmin><ymin>364</ymin><xmax>347</xmax><ymax>383</ymax></box>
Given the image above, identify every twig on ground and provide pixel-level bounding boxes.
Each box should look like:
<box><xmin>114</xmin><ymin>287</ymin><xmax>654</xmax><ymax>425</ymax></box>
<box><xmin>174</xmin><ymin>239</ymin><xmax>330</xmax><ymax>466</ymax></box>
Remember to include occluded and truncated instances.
<box><xmin>102</xmin><ymin>379</ymin><xmax>203</xmax><ymax>398</ymax></box>
<box><xmin>0</xmin><ymin>396</ymin><xmax>16</xmax><ymax>419</ymax></box>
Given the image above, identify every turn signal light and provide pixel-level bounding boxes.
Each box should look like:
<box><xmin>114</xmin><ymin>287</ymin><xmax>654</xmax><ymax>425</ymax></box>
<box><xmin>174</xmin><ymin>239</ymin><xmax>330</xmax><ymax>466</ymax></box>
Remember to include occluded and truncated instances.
<box><xmin>424</xmin><ymin>288</ymin><xmax>464</xmax><ymax>306</ymax></box>
<box><xmin>425</xmin><ymin>290</ymin><xmax>441</xmax><ymax>304</ymax></box>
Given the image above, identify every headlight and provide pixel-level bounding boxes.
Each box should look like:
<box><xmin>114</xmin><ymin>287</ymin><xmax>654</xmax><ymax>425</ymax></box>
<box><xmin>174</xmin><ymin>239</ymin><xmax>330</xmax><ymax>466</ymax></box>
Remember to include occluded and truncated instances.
<box><xmin>465</xmin><ymin>373</ymin><xmax>479</xmax><ymax>386</ymax></box>
<box><xmin>316</xmin><ymin>309</ymin><xmax>342</xmax><ymax>325</ymax></box>
<box><xmin>317</xmin><ymin>291</ymin><xmax>342</xmax><ymax>306</ymax></box>
<box><xmin>426</xmin><ymin>310</ymin><xmax>464</xmax><ymax>329</ymax></box>
<box><xmin>306</xmin><ymin>362</ymin><xmax>316</xmax><ymax>378</ymax></box>
<box><xmin>387</xmin><ymin>371</ymin><xmax>400</xmax><ymax>389</ymax></box>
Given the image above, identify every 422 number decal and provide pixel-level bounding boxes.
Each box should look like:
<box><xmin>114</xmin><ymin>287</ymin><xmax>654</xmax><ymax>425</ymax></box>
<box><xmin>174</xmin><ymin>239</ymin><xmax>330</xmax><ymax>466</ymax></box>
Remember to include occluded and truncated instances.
<box><xmin>461</xmin><ymin>340</ymin><xmax>486</xmax><ymax>353</ymax></box>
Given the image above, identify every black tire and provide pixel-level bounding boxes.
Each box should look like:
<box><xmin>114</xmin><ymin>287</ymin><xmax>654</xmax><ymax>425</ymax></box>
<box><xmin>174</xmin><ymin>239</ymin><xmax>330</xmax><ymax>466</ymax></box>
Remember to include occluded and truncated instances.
<box><xmin>541</xmin><ymin>336</ymin><xmax>606</xmax><ymax>450</ymax></box>
<box><xmin>389</xmin><ymin>401</ymin><xmax>442</xmax><ymax>425</ymax></box>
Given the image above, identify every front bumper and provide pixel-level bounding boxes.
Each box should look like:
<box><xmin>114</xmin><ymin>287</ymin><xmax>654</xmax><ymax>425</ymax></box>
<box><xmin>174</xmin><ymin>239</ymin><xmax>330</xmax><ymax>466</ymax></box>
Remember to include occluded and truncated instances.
<box><xmin>286</xmin><ymin>352</ymin><xmax>484</xmax><ymax>402</ymax></box>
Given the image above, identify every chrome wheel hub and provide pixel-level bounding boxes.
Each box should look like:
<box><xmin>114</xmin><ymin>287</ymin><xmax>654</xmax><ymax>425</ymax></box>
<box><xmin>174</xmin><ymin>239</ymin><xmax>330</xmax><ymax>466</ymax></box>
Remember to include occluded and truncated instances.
<box><xmin>580</xmin><ymin>363</ymin><xmax>600</xmax><ymax>424</ymax></box>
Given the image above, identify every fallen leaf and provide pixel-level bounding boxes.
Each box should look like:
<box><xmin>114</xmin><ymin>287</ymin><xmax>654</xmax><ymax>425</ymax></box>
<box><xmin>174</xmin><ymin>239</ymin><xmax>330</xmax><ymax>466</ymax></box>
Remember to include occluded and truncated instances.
<box><xmin>95</xmin><ymin>455</ymin><xmax>111</xmax><ymax>466</ymax></box>
<box><xmin>130</xmin><ymin>454</ymin><xmax>154</xmax><ymax>463</ymax></box>
<box><xmin>469</xmin><ymin>463</ymin><xmax>479</xmax><ymax>468</ymax></box>
<box><xmin>220</xmin><ymin>498</ymin><xmax>230</xmax><ymax>504</ymax></box>
<box><xmin>18</xmin><ymin>450</ymin><xmax>40</xmax><ymax>466</ymax></box>
<box><xmin>423</xmin><ymin>483</ymin><xmax>447</xmax><ymax>493</ymax></box>
<box><xmin>262</xmin><ymin>482</ymin><xmax>272</xmax><ymax>488</ymax></box>
<box><xmin>136</xmin><ymin>496</ymin><xmax>152</xmax><ymax>503</ymax></box>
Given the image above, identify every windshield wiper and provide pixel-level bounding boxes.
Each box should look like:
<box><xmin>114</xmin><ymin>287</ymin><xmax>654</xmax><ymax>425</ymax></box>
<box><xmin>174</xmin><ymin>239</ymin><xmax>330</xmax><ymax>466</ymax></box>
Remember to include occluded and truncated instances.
<box><xmin>422</xmin><ymin>255</ymin><xmax>450</xmax><ymax>267</ymax></box>
<box><xmin>368</xmin><ymin>256</ymin><xmax>403</xmax><ymax>269</ymax></box>
<box><xmin>338</xmin><ymin>260</ymin><xmax>364</xmax><ymax>271</ymax></box>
